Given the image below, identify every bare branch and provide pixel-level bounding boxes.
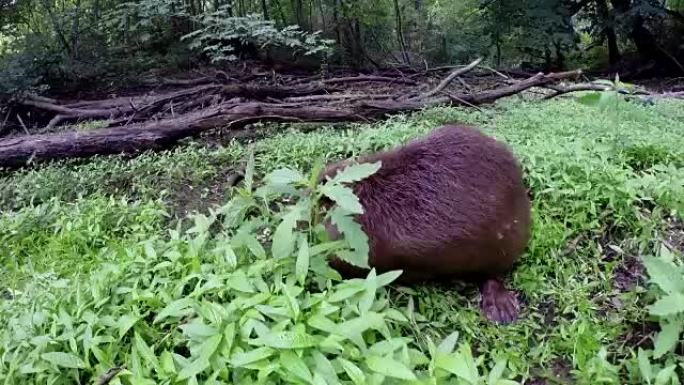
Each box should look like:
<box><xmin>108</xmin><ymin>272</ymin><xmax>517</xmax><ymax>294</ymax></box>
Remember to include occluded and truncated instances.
<box><xmin>420</xmin><ymin>58</ymin><xmax>483</xmax><ymax>98</ymax></box>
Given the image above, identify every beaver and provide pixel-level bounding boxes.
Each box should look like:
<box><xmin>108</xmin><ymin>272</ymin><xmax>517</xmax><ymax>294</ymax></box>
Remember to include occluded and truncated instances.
<box><xmin>319</xmin><ymin>124</ymin><xmax>531</xmax><ymax>324</ymax></box>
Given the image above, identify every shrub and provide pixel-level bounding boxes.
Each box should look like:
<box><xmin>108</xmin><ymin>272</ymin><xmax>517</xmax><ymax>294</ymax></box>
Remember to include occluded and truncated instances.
<box><xmin>182</xmin><ymin>11</ymin><xmax>334</xmax><ymax>63</ymax></box>
<box><xmin>0</xmin><ymin>155</ymin><xmax>521</xmax><ymax>384</ymax></box>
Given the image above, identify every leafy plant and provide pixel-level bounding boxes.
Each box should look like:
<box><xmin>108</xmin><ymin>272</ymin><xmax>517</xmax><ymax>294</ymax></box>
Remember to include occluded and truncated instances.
<box><xmin>631</xmin><ymin>348</ymin><xmax>680</xmax><ymax>385</ymax></box>
<box><xmin>574</xmin><ymin>75</ymin><xmax>639</xmax><ymax>113</ymax></box>
<box><xmin>182</xmin><ymin>11</ymin><xmax>334</xmax><ymax>63</ymax></box>
<box><xmin>0</xmin><ymin>153</ymin><xmax>522</xmax><ymax>384</ymax></box>
<box><xmin>642</xmin><ymin>245</ymin><xmax>684</xmax><ymax>359</ymax></box>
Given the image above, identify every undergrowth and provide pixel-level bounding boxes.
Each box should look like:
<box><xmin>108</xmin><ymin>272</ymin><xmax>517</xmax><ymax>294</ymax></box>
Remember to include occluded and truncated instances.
<box><xmin>1</xmin><ymin>98</ymin><xmax>684</xmax><ymax>383</ymax></box>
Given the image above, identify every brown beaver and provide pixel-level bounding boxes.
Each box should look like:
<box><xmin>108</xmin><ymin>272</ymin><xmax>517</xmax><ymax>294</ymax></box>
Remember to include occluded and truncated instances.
<box><xmin>319</xmin><ymin>124</ymin><xmax>531</xmax><ymax>324</ymax></box>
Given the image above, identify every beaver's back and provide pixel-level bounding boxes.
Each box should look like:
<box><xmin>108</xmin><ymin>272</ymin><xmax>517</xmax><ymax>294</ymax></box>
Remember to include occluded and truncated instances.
<box><xmin>322</xmin><ymin>125</ymin><xmax>531</xmax><ymax>279</ymax></box>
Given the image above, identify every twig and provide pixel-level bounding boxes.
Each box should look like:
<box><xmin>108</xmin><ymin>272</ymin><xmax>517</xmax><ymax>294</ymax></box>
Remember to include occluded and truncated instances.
<box><xmin>542</xmin><ymin>83</ymin><xmax>611</xmax><ymax>99</ymax></box>
<box><xmin>0</xmin><ymin>107</ymin><xmax>12</xmax><ymax>136</ymax></box>
<box><xmin>285</xmin><ymin>93</ymin><xmax>393</xmax><ymax>103</ymax></box>
<box><xmin>46</xmin><ymin>115</ymin><xmax>71</xmax><ymax>130</ymax></box>
<box><xmin>439</xmin><ymin>91</ymin><xmax>483</xmax><ymax>111</ymax></box>
<box><xmin>456</xmin><ymin>77</ymin><xmax>472</xmax><ymax>92</ymax></box>
<box><xmin>16</xmin><ymin>114</ymin><xmax>30</xmax><ymax>135</ymax></box>
<box><xmin>321</xmin><ymin>75</ymin><xmax>417</xmax><ymax>85</ymax></box>
<box><xmin>96</xmin><ymin>366</ymin><xmax>124</xmax><ymax>385</ymax></box>
<box><xmin>420</xmin><ymin>58</ymin><xmax>483</xmax><ymax>98</ymax></box>
<box><xmin>479</xmin><ymin>65</ymin><xmax>511</xmax><ymax>80</ymax></box>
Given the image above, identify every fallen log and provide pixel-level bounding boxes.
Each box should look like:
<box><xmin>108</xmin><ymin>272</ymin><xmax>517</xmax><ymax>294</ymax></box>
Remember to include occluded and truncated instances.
<box><xmin>0</xmin><ymin>104</ymin><xmax>364</xmax><ymax>169</ymax></box>
<box><xmin>0</xmin><ymin>69</ymin><xmax>585</xmax><ymax>169</ymax></box>
<box><xmin>18</xmin><ymin>83</ymin><xmax>334</xmax><ymax>130</ymax></box>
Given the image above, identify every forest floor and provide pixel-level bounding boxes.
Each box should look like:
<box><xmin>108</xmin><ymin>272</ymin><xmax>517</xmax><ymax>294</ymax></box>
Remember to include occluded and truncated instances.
<box><xmin>2</xmin><ymin>95</ymin><xmax>684</xmax><ymax>383</ymax></box>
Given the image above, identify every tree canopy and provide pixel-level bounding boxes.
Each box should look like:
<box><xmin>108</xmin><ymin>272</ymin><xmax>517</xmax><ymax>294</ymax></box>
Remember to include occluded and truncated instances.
<box><xmin>0</xmin><ymin>0</ymin><xmax>683</xmax><ymax>95</ymax></box>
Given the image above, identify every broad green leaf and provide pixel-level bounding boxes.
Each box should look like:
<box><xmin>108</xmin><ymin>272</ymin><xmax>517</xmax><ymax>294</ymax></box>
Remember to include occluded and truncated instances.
<box><xmin>338</xmin><ymin>358</ymin><xmax>366</xmax><ymax>385</ymax></box>
<box><xmin>312</xmin><ymin>372</ymin><xmax>327</xmax><ymax>385</ymax></box>
<box><xmin>436</xmin><ymin>344</ymin><xmax>479</xmax><ymax>383</ymax></box>
<box><xmin>376</xmin><ymin>270</ymin><xmax>403</xmax><ymax>288</ymax></box>
<box><xmin>266</xmin><ymin>168</ymin><xmax>305</xmax><ymax>186</ymax></box>
<box><xmin>243</xmin><ymin>233</ymin><xmax>267</xmax><ymax>259</ymax></box>
<box><xmin>295</xmin><ymin>235</ymin><xmax>310</xmax><ymax>285</ymax></box>
<box><xmin>251</xmin><ymin>330</ymin><xmax>318</xmax><ymax>349</ymax></box>
<box><xmin>41</xmin><ymin>352</ymin><xmax>86</xmax><ymax>369</ymax></box>
<box><xmin>368</xmin><ymin>338</ymin><xmax>407</xmax><ymax>356</ymax></box>
<box><xmin>321</xmin><ymin>184</ymin><xmax>364</xmax><ymax>214</ymax></box>
<box><xmin>329</xmin><ymin>209</ymin><xmax>370</xmax><ymax>268</ymax></box>
<box><xmin>280</xmin><ymin>351</ymin><xmax>313</xmax><ymax>383</ymax></box>
<box><xmin>359</xmin><ymin>269</ymin><xmax>378</xmax><ymax>314</ymax></box>
<box><xmin>134</xmin><ymin>333</ymin><xmax>161</xmax><ymax>372</ymax></box>
<box><xmin>160</xmin><ymin>351</ymin><xmax>176</xmax><ymax>374</ymax></box>
<box><xmin>331</xmin><ymin>162</ymin><xmax>382</xmax><ymax>184</ymax></box>
<box><xmin>385</xmin><ymin>308</ymin><xmax>409</xmax><ymax>322</ymax></box>
<box><xmin>177</xmin><ymin>358</ymin><xmax>210</xmax><ymax>381</ymax></box>
<box><xmin>231</xmin><ymin>347</ymin><xmax>275</xmax><ymax>367</ymax></box>
<box><xmin>312</xmin><ymin>351</ymin><xmax>339</xmax><ymax>384</ymax></box>
<box><xmin>437</xmin><ymin>332</ymin><xmax>460</xmax><ymax>354</ymax></box>
<box><xmin>197</xmin><ymin>334</ymin><xmax>223</xmax><ymax>362</ymax></box>
<box><xmin>487</xmin><ymin>359</ymin><xmax>508</xmax><ymax>385</ymax></box>
<box><xmin>654</xmin><ymin>365</ymin><xmax>677</xmax><ymax>385</ymax></box>
<box><xmin>637</xmin><ymin>348</ymin><xmax>652</xmax><ymax>384</ymax></box>
<box><xmin>309</xmin><ymin>240</ymin><xmax>346</xmax><ymax>257</ymax></box>
<box><xmin>154</xmin><ymin>298</ymin><xmax>194</xmax><ymax>323</ymax></box>
<box><xmin>366</xmin><ymin>355</ymin><xmax>417</xmax><ymax>380</ymax></box>
<box><xmin>226</xmin><ymin>270</ymin><xmax>255</xmax><ymax>293</ymax></box>
<box><xmin>118</xmin><ymin>314</ymin><xmax>140</xmax><ymax>339</ymax></box>
<box><xmin>328</xmin><ymin>283</ymin><xmax>365</xmax><ymax>302</ymax></box>
<box><xmin>272</xmin><ymin>205</ymin><xmax>302</xmax><ymax>259</ymax></box>
<box><xmin>647</xmin><ymin>293</ymin><xmax>684</xmax><ymax>317</ymax></box>
<box><xmin>218</xmin><ymin>243</ymin><xmax>238</xmax><ymax>268</ymax></box>
<box><xmin>179</xmin><ymin>322</ymin><xmax>219</xmax><ymax>339</ymax></box>
<box><xmin>653</xmin><ymin>321</ymin><xmax>682</xmax><ymax>358</ymax></box>
<box><xmin>307</xmin><ymin>313</ymin><xmax>337</xmax><ymax>333</ymax></box>
<box><xmin>642</xmin><ymin>256</ymin><xmax>684</xmax><ymax>294</ymax></box>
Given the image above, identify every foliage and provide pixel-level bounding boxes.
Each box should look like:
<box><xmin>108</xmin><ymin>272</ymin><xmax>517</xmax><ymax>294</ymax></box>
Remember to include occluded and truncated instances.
<box><xmin>104</xmin><ymin>0</ymin><xmax>188</xmax><ymax>49</ymax></box>
<box><xmin>643</xmin><ymin>246</ymin><xmax>684</xmax><ymax>360</ymax></box>
<box><xmin>183</xmin><ymin>10</ymin><xmax>334</xmax><ymax>63</ymax></box>
<box><xmin>0</xmin><ymin>154</ymin><xmax>523</xmax><ymax>384</ymax></box>
<box><xmin>2</xmin><ymin>99</ymin><xmax>684</xmax><ymax>382</ymax></box>
<box><xmin>0</xmin><ymin>195</ymin><xmax>167</xmax><ymax>284</ymax></box>
<box><xmin>2</xmin><ymin>0</ymin><xmax>684</xmax><ymax>96</ymax></box>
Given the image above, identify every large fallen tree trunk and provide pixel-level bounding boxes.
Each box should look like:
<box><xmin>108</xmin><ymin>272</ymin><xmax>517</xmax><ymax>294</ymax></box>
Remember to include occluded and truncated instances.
<box><xmin>0</xmin><ymin>104</ymin><xmax>367</xmax><ymax>168</ymax></box>
<box><xmin>0</xmin><ymin>68</ymin><xmax>582</xmax><ymax>169</ymax></box>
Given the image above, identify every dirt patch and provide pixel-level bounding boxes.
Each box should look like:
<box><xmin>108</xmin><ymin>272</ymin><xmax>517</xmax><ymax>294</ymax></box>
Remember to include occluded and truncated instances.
<box><xmin>536</xmin><ymin>300</ymin><xmax>557</xmax><ymax>327</ymax></box>
<box><xmin>621</xmin><ymin>321</ymin><xmax>659</xmax><ymax>351</ymax></box>
<box><xmin>168</xmin><ymin>166</ymin><xmax>243</xmax><ymax>219</ymax></box>
<box><xmin>525</xmin><ymin>359</ymin><xmax>573</xmax><ymax>385</ymax></box>
<box><xmin>613</xmin><ymin>256</ymin><xmax>646</xmax><ymax>292</ymax></box>
<box><xmin>663</xmin><ymin>216</ymin><xmax>684</xmax><ymax>254</ymax></box>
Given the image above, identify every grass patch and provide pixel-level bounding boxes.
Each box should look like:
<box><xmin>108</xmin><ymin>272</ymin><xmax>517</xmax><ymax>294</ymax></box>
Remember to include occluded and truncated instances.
<box><xmin>1</xmin><ymin>97</ymin><xmax>683</xmax><ymax>383</ymax></box>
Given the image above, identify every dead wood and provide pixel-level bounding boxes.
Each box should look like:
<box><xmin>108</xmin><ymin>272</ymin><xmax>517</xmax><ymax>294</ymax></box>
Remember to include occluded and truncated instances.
<box><xmin>321</xmin><ymin>75</ymin><xmax>417</xmax><ymax>85</ymax></box>
<box><xmin>421</xmin><ymin>58</ymin><xmax>482</xmax><ymax>98</ymax></box>
<box><xmin>542</xmin><ymin>83</ymin><xmax>612</xmax><ymax>99</ymax></box>
<box><xmin>0</xmin><ymin>69</ymin><xmax>586</xmax><ymax>169</ymax></box>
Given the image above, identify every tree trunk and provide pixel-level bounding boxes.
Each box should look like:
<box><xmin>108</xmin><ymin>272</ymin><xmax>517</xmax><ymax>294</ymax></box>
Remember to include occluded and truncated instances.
<box><xmin>596</xmin><ymin>0</ymin><xmax>620</xmax><ymax>65</ymax></box>
<box><xmin>392</xmin><ymin>0</ymin><xmax>411</xmax><ymax>64</ymax></box>
<box><xmin>332</xmin><ymin>0</ymin><xmax>342</xmax><ymax>44</ymax></box>
<box><xmin>261</xmin><ymin>0</ymin><xmax>270</xmax><ymax>19</ymax></box>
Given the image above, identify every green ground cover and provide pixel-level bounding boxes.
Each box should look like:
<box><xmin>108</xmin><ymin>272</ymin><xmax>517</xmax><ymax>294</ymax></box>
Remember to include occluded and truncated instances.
<box><xmin>1</xmin><ymin>98</ymin><xmax>683</xmax><ymax>384</ymax></box>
